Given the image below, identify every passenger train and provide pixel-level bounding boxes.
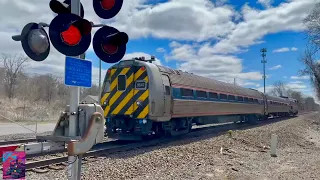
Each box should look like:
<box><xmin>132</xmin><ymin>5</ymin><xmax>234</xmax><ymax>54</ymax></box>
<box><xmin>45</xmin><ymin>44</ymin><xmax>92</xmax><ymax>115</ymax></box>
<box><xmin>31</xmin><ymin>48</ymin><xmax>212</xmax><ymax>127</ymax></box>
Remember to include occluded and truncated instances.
<box><xmin>100</xmin><ymin>57</ymin><xmax>299</xmax><ymax>140</ymax></box>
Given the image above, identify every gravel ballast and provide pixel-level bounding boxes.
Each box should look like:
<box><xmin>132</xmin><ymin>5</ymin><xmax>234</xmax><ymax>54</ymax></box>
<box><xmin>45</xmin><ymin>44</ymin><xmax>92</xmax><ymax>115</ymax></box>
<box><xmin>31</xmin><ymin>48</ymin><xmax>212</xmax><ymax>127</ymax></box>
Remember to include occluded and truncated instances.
<box><xmin>21</xmin><ymin>112</ymin><xmax>320</xmax><ymax>179</ymax></box>
<box><xmin>0</xmin><ymin>131</ymin><xmax>53</xmax><ymax>141</ymax></box>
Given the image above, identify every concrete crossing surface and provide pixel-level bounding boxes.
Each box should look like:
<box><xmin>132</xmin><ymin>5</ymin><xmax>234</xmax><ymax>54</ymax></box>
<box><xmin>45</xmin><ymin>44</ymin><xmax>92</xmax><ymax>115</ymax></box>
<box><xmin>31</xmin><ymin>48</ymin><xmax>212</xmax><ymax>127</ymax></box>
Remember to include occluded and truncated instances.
<box><xmin>0</xmin><ymin>122</ymin><xmax>56</xmax><ymax>136</ymax></box>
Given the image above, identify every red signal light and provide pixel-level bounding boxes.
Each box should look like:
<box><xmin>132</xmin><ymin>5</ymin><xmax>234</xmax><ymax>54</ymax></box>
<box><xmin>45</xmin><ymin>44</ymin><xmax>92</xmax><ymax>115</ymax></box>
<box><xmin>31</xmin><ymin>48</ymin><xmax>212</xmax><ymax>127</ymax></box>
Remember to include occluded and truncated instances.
<box><xmin>101</xmin><ymin>0</ymin><xmax>115</xmax><ymax>10</ymax></box>
<box><xmin>102</xmin><ymin>44</ymin><xmax>118</xmax><ymax>54</ymax></box>
<box><xmin>140</xmin><ymin>66</ymin><xmax>145</xmax><ymax>71</ymax></box>
<box><xmin>61</xmin><ymin>25</ymin><xmax>81</xmax><ymax>46</ymax></box>
<box><xmin>107</xmin><ymin>69</ymin><xmax>111</xmax><ymax>73</ymax></box>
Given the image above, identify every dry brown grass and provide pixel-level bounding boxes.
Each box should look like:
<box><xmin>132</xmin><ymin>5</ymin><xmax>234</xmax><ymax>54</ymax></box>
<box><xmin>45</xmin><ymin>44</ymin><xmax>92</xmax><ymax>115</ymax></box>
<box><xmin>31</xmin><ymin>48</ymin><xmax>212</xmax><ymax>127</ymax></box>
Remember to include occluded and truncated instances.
<box><xmin>0</xmin><ymin>96</ymin><xmax>65</xmax><ymax>122</ymax></box>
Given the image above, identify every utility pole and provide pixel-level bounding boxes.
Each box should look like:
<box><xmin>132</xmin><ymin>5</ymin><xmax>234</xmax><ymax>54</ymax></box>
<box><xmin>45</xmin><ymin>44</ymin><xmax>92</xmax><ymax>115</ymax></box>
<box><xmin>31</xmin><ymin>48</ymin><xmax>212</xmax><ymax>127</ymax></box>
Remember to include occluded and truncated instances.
<box><xmin>261</xmin><ymin>48</ymin><xmax>267</xmax><ymax>119</ymax></box>
<box><xmin>234</xmin><ymin>78</ymin><xmax>236</xmax><ymax>85</ymax></box>
<box><xmin>260</xmin><ymin>48</ymin><xmax>267</xmax><ymax>94</ymax></box>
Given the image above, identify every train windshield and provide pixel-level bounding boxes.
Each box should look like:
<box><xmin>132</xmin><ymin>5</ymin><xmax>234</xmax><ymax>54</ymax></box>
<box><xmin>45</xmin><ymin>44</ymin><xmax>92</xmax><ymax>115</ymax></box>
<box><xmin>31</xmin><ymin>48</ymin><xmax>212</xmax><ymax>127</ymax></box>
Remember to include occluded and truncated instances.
<box><xmin>102</xmin><ymin>79</ymin><xmax>110</xmax><ymax>94</ymax></box>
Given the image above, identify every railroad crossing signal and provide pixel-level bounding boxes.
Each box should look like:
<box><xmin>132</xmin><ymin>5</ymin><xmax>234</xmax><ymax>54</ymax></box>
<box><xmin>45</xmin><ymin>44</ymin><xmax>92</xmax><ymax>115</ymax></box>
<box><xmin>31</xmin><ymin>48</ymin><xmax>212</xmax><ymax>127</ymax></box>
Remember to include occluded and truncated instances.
<box><xmin>49</xmin><ymin>13</ymin><xmax>92</xmax><ymax>56</ymax></box>
<box><xmin>93</xmin><ymin>0</ymin><xmax>124</xmax><ymax>19</ymax></box>
<box><xmin>10</xmin><ymin>0</ymin><xmax>129</xmax><ymax>179</ymax></box>
<box><xmin>50</xmin><ymin>0</ymin><xmax>85</xmax><ymax>18</ymax></box>
<box><xmin>12</xmin><ymin>0</ymin><xmax>128</xmax><ymax>64</ymax></box>
<box><xmin>12</xmin><ymin>23</ymin><xmax>50</xmax><ymax>61</ymax></box>
<box><xmin>93</xmin><ymin>26</ymin><xmax>128</xmax><ymax>63</ymax></box>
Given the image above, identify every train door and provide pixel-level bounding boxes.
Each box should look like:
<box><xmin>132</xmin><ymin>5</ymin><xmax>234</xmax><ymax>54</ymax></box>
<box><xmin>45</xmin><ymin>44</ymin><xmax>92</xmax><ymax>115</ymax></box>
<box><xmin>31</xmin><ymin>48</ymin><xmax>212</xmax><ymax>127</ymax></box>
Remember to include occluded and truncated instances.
<box><xmin>263</xmin><ymin>94</ymin><xmax>268</xmax><ymax>115</ymax></box>
<box><xmin>162</xmin><ymin>74</ymin><xmax>172</xmax><ymax>117</ymax></box>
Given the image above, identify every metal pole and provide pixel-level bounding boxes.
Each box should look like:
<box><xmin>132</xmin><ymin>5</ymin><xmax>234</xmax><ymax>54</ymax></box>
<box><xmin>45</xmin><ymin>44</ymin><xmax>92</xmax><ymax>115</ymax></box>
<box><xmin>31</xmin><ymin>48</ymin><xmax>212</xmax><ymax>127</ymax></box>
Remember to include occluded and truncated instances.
<box><xmin>68</xmin><ymin>0</ymin><xmax>82</xmax><ymax>180</ymax></box>
<box><xmin>260</xmin><ymin>48</ymin><xmax>267</xmax><ymax>94</ymax></box>
<box><xmin>261</xmin><ymin>48</ymin><xmax>267</xmax><ymax>119</ymax></box>
<box><xmin>263</xmin><ymin>61</ymin><xmax>266</xmax><ymax>94</ymax></box>
<box><xmin>98</xmin><ymin>59</ymin><xmax>102</xmax><ymax>104</ymax></box>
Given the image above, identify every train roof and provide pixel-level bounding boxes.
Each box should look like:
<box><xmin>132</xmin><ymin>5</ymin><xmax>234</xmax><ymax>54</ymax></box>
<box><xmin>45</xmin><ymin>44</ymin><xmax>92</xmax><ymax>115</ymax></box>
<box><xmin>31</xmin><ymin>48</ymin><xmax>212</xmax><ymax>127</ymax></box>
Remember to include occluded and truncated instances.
<box><xmin>113</xmin><ymin>59</ymin><xmax>291</xmax><ymax>102</ymax></box>
<box><xmin>155</xmin><ymin>65</ymin><xmax>264</xmax><ymax>99</ymax></box>
<box><xmin>265</xmin><ymin>94</ymin><xmax>288</xmax><ymax>103</ymax></box>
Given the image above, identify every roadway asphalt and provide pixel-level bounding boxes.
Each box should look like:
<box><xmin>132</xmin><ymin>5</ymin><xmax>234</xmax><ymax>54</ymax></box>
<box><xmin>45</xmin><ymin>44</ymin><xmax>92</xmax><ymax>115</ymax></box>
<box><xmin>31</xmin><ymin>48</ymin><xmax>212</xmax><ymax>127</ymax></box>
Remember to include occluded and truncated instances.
<box><xmin>0</xmin><ymin>122</ymin><xmax>56</xmax><ymax>136</ymax></box>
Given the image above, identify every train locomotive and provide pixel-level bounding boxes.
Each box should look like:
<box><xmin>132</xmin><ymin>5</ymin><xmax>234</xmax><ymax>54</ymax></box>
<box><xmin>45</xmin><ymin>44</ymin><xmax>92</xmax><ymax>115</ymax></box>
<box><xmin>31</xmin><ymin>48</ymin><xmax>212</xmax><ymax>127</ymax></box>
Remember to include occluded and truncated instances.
<box><xmin>100</xmin><ymin>57</ymin><xmax>299</xmax><ymax>140</ymax></box>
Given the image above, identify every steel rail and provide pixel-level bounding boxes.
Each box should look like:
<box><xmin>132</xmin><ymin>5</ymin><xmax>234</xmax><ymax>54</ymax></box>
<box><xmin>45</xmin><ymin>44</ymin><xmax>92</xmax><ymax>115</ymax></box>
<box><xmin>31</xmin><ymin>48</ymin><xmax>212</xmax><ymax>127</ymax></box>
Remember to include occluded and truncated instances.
<box><xmin>0</xmin><ymin>138</ymin><xmax>37</xmax><ymax>146</ymax></box>
<box><xmin>0</xmin><ymin>112</ymin><xmax>315</xmax><ymax>172</ymax></box>
<box><xmin>22</xmin><ymin>113</ymin><xmax>315</xmax><ymax>171</ymax></box>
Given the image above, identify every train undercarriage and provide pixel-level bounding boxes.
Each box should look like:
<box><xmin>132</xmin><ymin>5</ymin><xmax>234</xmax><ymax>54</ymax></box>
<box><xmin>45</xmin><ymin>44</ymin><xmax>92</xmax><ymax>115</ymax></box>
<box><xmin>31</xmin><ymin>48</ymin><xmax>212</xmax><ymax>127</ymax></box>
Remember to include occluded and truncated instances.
<box><xmin>105</xmin><ymin>112</ymin><xmax>298</xmax><ymax>140</ymax></box>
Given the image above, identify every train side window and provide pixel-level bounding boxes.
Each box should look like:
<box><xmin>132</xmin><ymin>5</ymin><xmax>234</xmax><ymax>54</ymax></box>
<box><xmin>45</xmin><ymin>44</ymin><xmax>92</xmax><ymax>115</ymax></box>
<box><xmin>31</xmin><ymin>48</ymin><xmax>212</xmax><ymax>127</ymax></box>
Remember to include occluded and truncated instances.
<box><xmin>220</xmin><ymin>94</ymin><xmax>227</xmax><ymax>100</ymax></box>
<box><xmin>209</xmin><ymin>92</ymin><xmax>218</xmax><ymax>99</ymax></box>
<box><xmin>254</xmin><ymin>99</ymin><xmax>258</xmax><ymax>104</ymax></box>
<box><xmin>244</xmin><ymin>97</ymin><xmax>249</xmax><ymax>102</ymax></box>
<box><xmin>196</xmin><ymin>90</ymin><xmax>207</xmax><ymax>98</ymax></box>
<box><xmin>248</xmin><ymin>98</ymin><xmax>253</xmax><ymax>103</ymax></box>
<box><xmin>238</xmin><ymin>96</ymin><xmax>244</xmax><ymax>101</ymax></box>
<box><xmin>228</xmin><ymin>95</ymin><xmax>235</xmax><ymax>101</ymax></box>
<box><xmin>165</xmin><ymin>86</ymin><xmax>171</xmax><ymax>95</ymax></box>
<box><xmin>181</xmin><ymin>88</ymin><xmax>194</xmax><ymax>97</ymax></box>
<box><xmin>117</xmin><ymin>75</ymin><xmax>126</xmax><ymax>91</ymax></box>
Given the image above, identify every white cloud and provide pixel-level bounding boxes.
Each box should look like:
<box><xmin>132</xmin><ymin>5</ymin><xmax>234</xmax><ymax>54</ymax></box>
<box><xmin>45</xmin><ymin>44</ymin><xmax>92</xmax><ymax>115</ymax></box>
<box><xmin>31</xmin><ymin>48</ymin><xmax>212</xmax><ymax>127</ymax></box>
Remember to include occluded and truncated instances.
<box><xmin>290</xmin><ymin>81</ymin><xmax>303</xmax><ymax>84</ymax></box>
<box><xmin>108</xmin><ymin>0</ymin><xmax>237</xmax><ymax>41</ymax></box>
<box><xmin>257</xmin><ymin>85</ymin><xmax>274</xmax><ymax>93</ymax></box>
<box><xmin>257</xmin><ymin>81</ymin><xmax>307</xmax><ymax>94</ymax></box>
<box><xmin>287</xmin><ymin>82</ymin><xmax>307</xmax><ymax>90</ymax></box>
<box><xmin>290</xmin><ymin>76</ymin><xmax>309</xmax><ymax>80</ymax></box>
<box><xmin>0</xmin><ymin>0</ymin><xmax>318</xmax><ymax>89</ymax></box>
<box><xmin>156</xmin><ymin>47</ymin><xmax>166</xmax><ymax>53</ymax></box>
<box><xmin>273</xmin><ymin>47</ymin><xmax>298</xmax><ymax>53</ymax></box>
<box><xmin>123</xmin><ymin>52</ymin><xmax>162</xmax><ymax>65</ymax></box>
<box><xmin>208</xmin><ymin>0</ymin><xmax>318</xmax><ymax>54</ymax></box>
<box><xmin>273</xmin><ymin>48</ymin><xmax>290</xmax><ymax>53</ymax></box>
<box><xmin>165</xmin><ymin>41</ymin><xmax>263</xmax><ymax>84</ymax></box>
<box><xmin>257</xmin><ymin>0</ymin><xmax>273</xmax><ymax>9</ymax></box>
<box><xmin>269</xmin><ymin>64</ymin><xmax>282</xmax><ymax>70</ymax></box>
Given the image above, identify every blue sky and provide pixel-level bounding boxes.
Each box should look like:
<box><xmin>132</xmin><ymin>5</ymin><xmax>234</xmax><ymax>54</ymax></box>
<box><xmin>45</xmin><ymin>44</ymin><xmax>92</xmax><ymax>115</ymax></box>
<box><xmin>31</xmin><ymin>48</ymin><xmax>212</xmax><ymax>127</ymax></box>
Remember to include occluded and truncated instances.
<box><xmin>83</xmin><ymin>0</ymin><xmax>318</xmax><ymax>101</ymax></box>
<box><xmin>0</xmin><ymin>0</ymin><xmax>318</xmax><ymax>102</ymax></box>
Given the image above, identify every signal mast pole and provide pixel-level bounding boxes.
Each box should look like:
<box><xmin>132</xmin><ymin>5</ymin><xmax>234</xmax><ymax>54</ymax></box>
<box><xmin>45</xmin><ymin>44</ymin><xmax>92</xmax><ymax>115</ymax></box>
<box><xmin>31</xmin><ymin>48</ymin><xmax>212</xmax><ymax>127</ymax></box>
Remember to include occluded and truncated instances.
<box><xmin>69</xmin><ymin>0</ymin><xmax>82</xmax><ymax>179</ymax></box>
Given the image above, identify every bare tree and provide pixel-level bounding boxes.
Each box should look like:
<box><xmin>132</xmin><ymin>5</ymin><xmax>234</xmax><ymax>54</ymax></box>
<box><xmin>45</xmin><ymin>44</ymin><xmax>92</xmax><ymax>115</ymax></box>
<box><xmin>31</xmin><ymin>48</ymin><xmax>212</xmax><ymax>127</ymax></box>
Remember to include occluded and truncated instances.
<box><xmin>80</xmin><ymin>84</ymin><xmax>99</xmax><ymax>99</ymax></box>
<box><xmin>0</xmin><ymin>53</ymin><xmax>28</xmax><ymax>99</ymax></box>
<box><xmin>301</xmin><ymin>3</ymin><xmax>320</xmax><ymax>100</ymax></box>
<box><xmin>303</xmin><ymin>2</ymin><xmax>320</xmax><ymax>48</ymax></box>
<box><xmin>304</xmin><ymin>97</ymin><xmax>317</xmax><ymax>111</ymax></box>
<box><xmin>33</xmin><ymin>74</ymin><xmax>59</xmax><ymax>103</ymax></box>
<box><xmin>57</xmin><ymin>80</ymin><xmax>70</xmax><ymax>105</ymax></box>
<box><xmin>299</xmin><ymin>45</ymin><xmax>320</xmax><ymax>100</ymax></box>
<box><xmin>0</xmin><ymin>66</ymin><xmax>5</xmax><ymax>96</ymax></box>
<box><xmin>287</xmin><ymin>90</ymin><xmax>303</xmax><ymax>103</ymax></box>
<box><xmin>269</xmin><ymin>81</ymin><xmax>288</xmax><ymax>97</ymax></box>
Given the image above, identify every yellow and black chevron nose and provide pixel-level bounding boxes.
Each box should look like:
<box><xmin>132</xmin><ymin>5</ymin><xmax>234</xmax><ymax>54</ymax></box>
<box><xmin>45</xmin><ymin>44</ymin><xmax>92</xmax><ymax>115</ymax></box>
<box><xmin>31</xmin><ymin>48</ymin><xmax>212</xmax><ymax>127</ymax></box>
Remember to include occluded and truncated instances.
<box><xmin>101</xmin><ymin>66</ymin><xmax>149</xmax><ymax>119</ymax></box>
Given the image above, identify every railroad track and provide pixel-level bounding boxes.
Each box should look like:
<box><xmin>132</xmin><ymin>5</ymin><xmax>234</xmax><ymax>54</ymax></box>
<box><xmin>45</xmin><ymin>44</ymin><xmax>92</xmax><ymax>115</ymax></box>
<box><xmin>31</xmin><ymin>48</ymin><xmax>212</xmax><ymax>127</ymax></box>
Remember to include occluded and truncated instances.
<box><xmin>0</xmin><ymin>138</ymin><xmax>37</xmax><ymax>146</ymax></box>
<box><xmin>0</xmin><ymin>112</ymin><xmax>315</xmax><ymax>173</ymax></box>
<box><xmin>19</xmin><ymin>114</ymin><xmax>318</xmax><ymax>173</ymax></box>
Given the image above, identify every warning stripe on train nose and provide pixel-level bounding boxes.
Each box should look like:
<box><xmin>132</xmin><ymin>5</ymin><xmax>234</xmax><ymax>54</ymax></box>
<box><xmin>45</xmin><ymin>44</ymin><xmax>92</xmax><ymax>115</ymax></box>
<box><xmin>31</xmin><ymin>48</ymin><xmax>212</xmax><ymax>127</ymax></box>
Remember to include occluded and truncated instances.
<box><xmin>102</xmin><ymin>67</ymin><xmax>149</xmax><ymax>118</ymax></box>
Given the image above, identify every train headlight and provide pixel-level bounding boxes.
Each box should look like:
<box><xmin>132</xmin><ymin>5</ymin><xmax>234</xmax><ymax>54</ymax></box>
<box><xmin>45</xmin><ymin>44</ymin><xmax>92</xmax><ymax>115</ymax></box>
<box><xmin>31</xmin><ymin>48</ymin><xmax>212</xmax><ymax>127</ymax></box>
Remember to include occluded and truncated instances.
<box><xmin>136</xmin><ymin>100</ymin><xmax>142</xmax><ymax>106</ymax></box>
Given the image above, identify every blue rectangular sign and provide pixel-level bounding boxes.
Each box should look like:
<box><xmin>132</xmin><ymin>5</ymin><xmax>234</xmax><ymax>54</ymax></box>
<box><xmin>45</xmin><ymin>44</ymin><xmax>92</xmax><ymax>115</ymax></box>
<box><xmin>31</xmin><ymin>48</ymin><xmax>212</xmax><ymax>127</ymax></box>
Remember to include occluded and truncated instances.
<box><xmin>64</xmin><ymin>56</ymin><xmax>92</xmax><ymax>88</ymax></box>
